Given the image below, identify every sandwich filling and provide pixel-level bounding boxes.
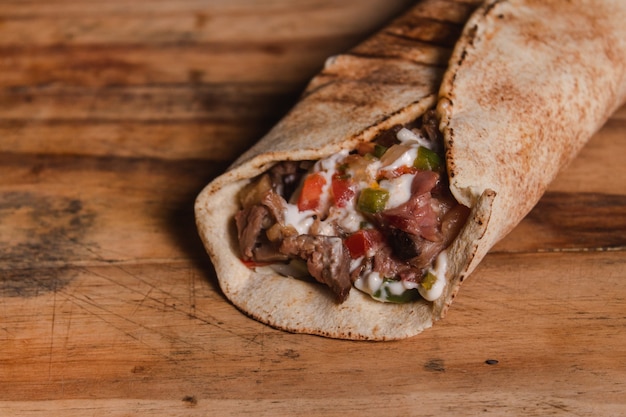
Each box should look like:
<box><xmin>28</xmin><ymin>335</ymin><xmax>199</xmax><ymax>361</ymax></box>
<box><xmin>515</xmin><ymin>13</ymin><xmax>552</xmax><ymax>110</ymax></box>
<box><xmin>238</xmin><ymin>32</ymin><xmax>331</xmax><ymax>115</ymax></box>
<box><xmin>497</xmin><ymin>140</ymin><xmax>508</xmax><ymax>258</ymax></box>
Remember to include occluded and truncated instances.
<box><xmin>234</xmin><ymin>110</ymin><xmax>469</xmax><ymax>303</ymax></box>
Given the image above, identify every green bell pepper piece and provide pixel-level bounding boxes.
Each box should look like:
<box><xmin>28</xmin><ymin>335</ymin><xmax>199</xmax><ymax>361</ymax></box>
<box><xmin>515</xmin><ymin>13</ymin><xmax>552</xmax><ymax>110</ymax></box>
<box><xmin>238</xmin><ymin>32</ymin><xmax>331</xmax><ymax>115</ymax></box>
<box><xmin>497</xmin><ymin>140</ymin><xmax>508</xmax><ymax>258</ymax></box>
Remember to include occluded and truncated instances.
<box><xmin>413</xmin><ymin>146</ymin><xmax>442</xmax><ymax>171</ymax></box>
<box><xmin>373</xmin><ymin>144</ymin><xmax>388</xmax><ymax>159</ymax></box>
<box><xmin>357</xmin><ymin>188</ymin><xmax>389</xmax><ymax>213</ymax></box>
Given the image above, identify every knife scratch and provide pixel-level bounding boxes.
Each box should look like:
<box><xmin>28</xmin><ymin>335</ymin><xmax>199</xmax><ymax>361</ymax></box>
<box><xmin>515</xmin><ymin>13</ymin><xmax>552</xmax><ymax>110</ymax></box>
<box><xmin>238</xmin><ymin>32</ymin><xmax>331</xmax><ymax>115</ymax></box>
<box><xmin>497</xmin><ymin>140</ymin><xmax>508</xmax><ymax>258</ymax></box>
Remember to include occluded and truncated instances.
<box><xmin>47</xmin><ymin>283</ymin><xmax>57</xmax><ymax>379</ymax></box>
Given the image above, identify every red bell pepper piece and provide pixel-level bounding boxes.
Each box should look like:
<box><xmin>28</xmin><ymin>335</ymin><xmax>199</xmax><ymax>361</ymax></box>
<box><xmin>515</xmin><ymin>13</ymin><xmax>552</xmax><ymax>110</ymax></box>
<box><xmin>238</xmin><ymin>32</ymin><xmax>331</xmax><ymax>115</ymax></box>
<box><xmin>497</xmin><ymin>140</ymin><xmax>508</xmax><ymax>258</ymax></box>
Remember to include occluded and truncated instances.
<box><xmin>297</xmin><ymin>172</ymin><xmax>326</xmax><ymax>211</ymax></box>
<box><xmin>331</xmin><ymin>174</ymin><xmax>354</xmax><ymax>208</ymax></box>
<box><xmin>344</xmin><ymin>229</ymin><xmax>384</xmax><ymax>259</ymax></box>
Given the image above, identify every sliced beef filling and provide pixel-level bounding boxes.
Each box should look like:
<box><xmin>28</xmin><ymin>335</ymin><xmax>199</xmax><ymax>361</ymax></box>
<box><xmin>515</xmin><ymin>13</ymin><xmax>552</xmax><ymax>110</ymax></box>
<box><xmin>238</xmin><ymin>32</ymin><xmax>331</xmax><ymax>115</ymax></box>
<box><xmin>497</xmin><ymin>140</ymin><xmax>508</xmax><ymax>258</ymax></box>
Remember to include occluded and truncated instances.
<box><xmin>280</xmin><ymin>235</ymin><xmax>351</xmax><ymax>302</ymax></box>
<box><xmin>371</xmin><ymin>170</ymin><xmax>467</xmax><ymax>281</ymax></box>
<box><xmin>235</xmin><ymin>164</ymin><xmax>352</xmax><ymax>301</ymax></box>
<box><xmin>235</xmin><ymin>110</ymin><xmax>469</xmax><ymax>303</ymax></box>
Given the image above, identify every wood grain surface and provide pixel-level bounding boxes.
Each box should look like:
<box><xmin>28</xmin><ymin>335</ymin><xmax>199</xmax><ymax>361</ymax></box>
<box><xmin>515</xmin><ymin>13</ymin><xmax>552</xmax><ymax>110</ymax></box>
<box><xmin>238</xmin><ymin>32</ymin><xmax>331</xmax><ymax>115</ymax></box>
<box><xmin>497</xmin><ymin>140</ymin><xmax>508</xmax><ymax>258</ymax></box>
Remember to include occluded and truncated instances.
<box><xmin>0</xmin><ymin>0</ymin><xmax>625</xmax><ymax>416</ymax></box>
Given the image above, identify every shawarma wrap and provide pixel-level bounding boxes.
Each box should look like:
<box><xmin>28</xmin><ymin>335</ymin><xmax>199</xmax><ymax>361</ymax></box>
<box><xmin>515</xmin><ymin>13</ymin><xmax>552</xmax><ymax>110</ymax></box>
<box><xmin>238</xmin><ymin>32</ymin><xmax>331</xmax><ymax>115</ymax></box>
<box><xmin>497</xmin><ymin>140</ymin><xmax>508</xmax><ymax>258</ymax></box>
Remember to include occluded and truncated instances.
<box><xmin>195</xmin><ymin>0</ymin><xmax>626</xmax><ymax>340</ymax></box>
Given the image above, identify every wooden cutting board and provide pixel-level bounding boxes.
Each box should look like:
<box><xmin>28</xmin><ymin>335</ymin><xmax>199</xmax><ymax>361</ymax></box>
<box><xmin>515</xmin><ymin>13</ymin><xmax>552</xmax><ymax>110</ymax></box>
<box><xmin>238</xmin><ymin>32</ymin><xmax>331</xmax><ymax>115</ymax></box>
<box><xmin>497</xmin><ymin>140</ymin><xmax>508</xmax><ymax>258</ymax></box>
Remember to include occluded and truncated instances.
<box><xmin>0</xmin><ymin>1</ymin><xmax>624</xmax><ymax>415</ymax></box>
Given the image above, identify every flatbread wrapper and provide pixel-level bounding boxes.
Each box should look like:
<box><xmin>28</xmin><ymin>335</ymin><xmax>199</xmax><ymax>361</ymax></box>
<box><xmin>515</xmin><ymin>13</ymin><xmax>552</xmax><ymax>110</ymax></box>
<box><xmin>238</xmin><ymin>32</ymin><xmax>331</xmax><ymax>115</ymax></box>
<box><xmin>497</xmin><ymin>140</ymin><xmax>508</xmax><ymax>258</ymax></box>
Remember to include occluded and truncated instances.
<box><xmin>195</xmin><ymin>0</ymin><xmax>626</xmax><ymax>340</ymax></box>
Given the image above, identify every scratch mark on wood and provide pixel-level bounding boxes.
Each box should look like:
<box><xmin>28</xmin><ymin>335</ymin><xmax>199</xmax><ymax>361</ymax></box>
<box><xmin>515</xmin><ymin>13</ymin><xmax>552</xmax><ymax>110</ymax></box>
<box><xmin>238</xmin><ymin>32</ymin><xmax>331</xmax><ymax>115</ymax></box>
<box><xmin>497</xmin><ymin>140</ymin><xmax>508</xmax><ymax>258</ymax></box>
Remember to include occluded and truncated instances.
<box><xmin>130</xmin><ymin>286</ymin><xmax>155</xmax><ymax>318</ymax></box>
<box><xmin>542</xmin><ymin>400</ymin><xmax>575</xmax><ymax>415</ymax></box>
<box><xmin>52</xmin><ymin>266</ymin><xmax>250</xmax><ymax>360</ymax></box>
<box><xmin>48</xmin><ymin>284</ymin><xmax>57</xmax><ymax>378</ymax></box>
<box><xmin>85</xmin><ymin>264</ymin><xmax>265</xmax><ymax>347</ymax></box>
<box><xmin>188</xmin><ymin>267</ymin><xmax>196</xmax><ymax>318</ymax></box>
<box><xmin>62</xmin><ymin>298</ymin><xmax>74</xmax><ymax>352</ymax></box>
<box><xmin>57</xmin><ymin>285</ymin><xmax>179</xmax><ymax>363</ymax></box>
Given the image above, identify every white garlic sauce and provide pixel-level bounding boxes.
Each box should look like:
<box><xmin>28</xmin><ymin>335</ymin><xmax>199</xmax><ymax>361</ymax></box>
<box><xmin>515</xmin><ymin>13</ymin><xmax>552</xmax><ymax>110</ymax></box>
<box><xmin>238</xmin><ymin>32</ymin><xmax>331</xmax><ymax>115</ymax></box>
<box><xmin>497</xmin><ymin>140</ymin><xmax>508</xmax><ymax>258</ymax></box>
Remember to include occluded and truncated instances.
<box><xmin>378</xmin><ymin>173</ymin><xmax>415</xmax><ymax>209</ymax></box>
<box><xmin>283</xmin><ymin>205</ymin><xmax>315</xmax><ymax>235</ymax></box>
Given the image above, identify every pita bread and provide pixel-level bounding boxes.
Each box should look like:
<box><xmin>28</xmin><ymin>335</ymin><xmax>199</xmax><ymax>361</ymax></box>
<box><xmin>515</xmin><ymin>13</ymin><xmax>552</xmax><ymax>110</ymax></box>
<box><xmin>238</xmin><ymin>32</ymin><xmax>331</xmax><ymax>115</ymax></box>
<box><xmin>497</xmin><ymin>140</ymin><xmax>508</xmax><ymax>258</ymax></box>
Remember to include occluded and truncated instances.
<box><xmin>195</xmin><ymin>0</ymin><xmax>626</xmax><ymax>340</ymax></box>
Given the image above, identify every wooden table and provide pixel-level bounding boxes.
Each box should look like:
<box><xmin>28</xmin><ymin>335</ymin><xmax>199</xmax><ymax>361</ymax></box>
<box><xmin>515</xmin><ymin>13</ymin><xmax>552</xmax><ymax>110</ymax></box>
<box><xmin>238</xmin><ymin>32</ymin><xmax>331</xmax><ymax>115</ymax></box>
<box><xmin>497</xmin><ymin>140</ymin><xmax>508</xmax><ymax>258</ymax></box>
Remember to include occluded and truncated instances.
<box><xmin>1</xmin><ymin>1</ymin><xmax>625</xmax><ymax>415</ymax></box>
